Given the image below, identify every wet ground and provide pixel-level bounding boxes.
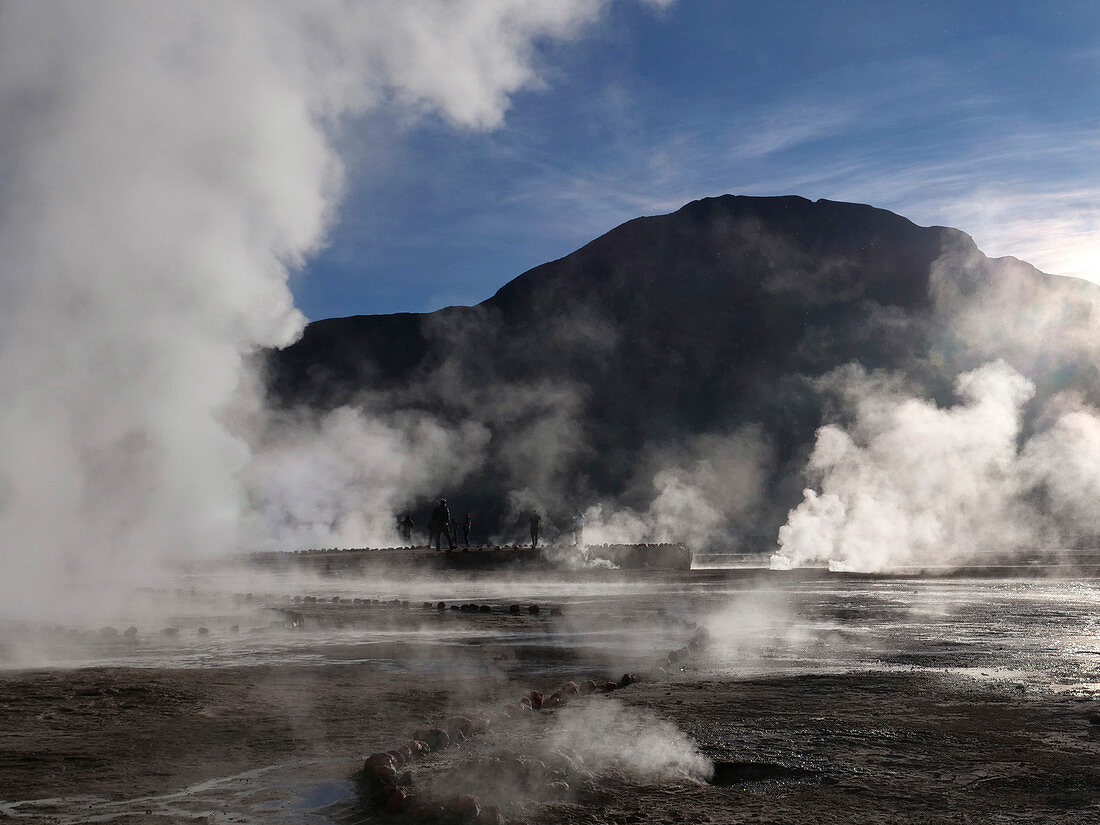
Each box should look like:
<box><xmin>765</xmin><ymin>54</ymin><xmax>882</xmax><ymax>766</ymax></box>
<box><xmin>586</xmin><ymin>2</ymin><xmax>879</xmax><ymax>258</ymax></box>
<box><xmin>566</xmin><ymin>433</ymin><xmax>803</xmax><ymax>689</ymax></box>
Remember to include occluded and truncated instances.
<box><xmin>3</xmin><ymin>567</ymin><xmax>1100</xmax><ymax>823</ymax></box>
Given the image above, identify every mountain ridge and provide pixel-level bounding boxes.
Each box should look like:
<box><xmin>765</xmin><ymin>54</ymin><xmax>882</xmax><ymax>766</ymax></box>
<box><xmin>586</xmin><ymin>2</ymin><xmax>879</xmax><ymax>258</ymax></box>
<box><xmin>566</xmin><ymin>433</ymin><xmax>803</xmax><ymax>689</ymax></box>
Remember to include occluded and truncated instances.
<box><xmin>262</xmin><ymin>194</ymin><xmax>1100</xmax><ymax>547</ymax></box>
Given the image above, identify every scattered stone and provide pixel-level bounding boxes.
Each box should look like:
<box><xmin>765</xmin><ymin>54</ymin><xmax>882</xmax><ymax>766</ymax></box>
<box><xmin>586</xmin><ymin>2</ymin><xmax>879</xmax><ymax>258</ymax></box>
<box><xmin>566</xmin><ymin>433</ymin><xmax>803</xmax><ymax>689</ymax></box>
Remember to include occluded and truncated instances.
<box><xmin>386</xmin><ymin>748</ymin><xmax>407</xmax><ymax>768</ymax></box>
<box><xmin>619</xmin><ymin>673</ymin><xmax>636</xmax><ymax>687</ymax></box>
<box><xmin>160</xmin><ymin>627</ymin><xmax>179</xmax><ymax>637</ymax></box>
<box><xmin>197</xmin><ymin>627</ymin><xmax>209</xmax><ymax>636</ymax></box>
<box><xmin>413</xmin><ymin>726</ymin><xmax>450</xmax><ymax>751</ymax></box>
<box><xmin>509</xmin><ymin>604</ymin><xmax>521</xmax><ymax>614</ymax></box>
<box><xmin>437</xmin><ymin>601</ymin><xmax>447</xmax><ymax>611</ymax></box>
<box><xmin>528</xmin><ymin>604</ymin><xmax>540</xmax><ymax>615</ymax></box>
<box><xmin>470</xmin><ymin>713</ymin><xmax>491</xmax><ymax>734</ymax></box>
<box><xmin>446</xmin><ymin>794</ymin><xmax>481</xmax><ymax>820</ymax></box>
<box><xmin>447</xmin><ymin>716</ymin><xmax>474</xmax><ymax>738</ymax></box>
<box><xmin>365</xmin><ymin>752</ymin><xmax>396</xmax><ymax>770</ymax></box>
<box><xmin>363</xmin><ymin>761</ymin><xmax>397</xmax><ymax>785</ymax></box>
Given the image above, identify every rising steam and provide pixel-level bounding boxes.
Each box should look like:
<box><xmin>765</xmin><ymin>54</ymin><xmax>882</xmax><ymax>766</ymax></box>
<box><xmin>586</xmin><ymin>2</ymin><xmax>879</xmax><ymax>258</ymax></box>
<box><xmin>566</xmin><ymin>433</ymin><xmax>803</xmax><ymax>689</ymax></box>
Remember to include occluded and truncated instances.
<box><xmin>774</xmin><ymin>360</ymin><xmax>1100</xmax><ymax>572</ymax></box>
<box><xmin>0</xmin><ymin>1</ymin><xmax>639</xmax><ymax>615</ymax></box>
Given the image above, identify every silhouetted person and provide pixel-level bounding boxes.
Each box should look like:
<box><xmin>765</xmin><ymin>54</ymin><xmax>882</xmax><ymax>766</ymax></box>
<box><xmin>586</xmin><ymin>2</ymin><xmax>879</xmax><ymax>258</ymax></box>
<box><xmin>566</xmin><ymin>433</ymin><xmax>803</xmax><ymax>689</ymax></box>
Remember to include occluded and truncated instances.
<box><xmin>529</xmin><ymin>511</ymin><xmax>542</xmax><ymax>549</ymax></box>
<box><xmin>573</xmin><ymin>511</ymin><xmax>585</xmax><ymax>547</ymax></box>
<box><xmin>399</xmin><ymin>513</ymin><xmax>415</xmax><ymax>546</ymax></box>
<box><xmin>429</xmin><ymin>499</ymin><xmax>455</xmax><ymax>551</ymax></box>
<box><xmin>462</xmin><ymin>512</ymin><xmax>471</xmax><ymax>549</ymax></box>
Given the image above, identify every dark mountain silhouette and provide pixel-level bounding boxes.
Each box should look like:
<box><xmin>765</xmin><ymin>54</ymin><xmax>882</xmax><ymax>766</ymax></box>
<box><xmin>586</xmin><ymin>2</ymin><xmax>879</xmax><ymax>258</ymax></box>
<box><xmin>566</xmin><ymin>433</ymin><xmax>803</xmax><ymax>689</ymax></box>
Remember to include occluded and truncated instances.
<box><xmin>263</xmin><ymin>195</ymin><xmax>1100</xmax><ymax>547</ymax></box>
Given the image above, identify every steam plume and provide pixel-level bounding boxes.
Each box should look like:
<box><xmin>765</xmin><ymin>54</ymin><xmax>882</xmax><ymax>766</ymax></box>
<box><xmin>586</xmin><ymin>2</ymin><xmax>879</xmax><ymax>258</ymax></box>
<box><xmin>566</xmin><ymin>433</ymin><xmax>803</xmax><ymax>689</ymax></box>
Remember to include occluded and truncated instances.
<box><xmin>774</xmin><ymin>360</ymin><xmax>1100</xmax><ymax>572</ymax></box>
<box><xmin>0</xmin><ymin>1</ymin><xmax>633</xmax><ymax>615</ymax></box>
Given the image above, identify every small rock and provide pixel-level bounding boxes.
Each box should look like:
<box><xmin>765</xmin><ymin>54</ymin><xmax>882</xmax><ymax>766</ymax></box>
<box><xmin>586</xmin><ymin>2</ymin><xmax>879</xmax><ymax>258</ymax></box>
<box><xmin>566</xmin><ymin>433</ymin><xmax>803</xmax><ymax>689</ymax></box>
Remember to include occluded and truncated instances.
<box><xmin>447</xmin><ymin>716</ymin><xmax>474</xmax><ymax>738</ymax></box>
<box><xmin>363</xmin><ymin>762</ymin><xmax>397</xmax><ymax>785</ymax></box>
<box><xmin>446</xmin><ymin>794</ymin><xmax>481</xmax><ymax>820</ymax></box>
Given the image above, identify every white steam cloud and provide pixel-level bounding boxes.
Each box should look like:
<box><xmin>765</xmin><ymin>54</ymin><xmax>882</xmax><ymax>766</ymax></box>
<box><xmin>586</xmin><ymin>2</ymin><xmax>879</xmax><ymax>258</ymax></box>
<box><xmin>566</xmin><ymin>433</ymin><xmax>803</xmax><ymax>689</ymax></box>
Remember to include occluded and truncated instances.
<box><xmin>774</xmin><ymin>360</ymin><xmax>1100</xmax><ymax>572</ymax></box>
<box><xmin>242</xmin><ymin>406</ymin><xmax>490</xmax><ymax>549</ymax></box>
<box><xmin>0</xmin><ymin>0</ymin><xmax>643</xmax><ymax>615</ymax></box>
<box><xmin>545</xmin><ymin>699</ymin><xmax>713</xmax><ymax>782</ymax></box>
<box><xmin>582</xmin><ymin>426</ymin><xmax>773</xmax><ymax>551</ymax></box>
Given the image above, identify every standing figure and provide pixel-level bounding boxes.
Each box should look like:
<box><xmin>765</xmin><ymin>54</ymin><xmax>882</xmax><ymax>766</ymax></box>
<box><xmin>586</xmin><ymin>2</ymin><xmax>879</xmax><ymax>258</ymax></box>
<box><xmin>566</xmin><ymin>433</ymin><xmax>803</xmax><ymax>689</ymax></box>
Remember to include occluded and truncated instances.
<box><xmin>572</xmin><ymin>511</ymin><xmax>585</xmax><ymax>547</ymax></box>
<box><xmin>429</xmin><ymin>499</ymin><xmax>455</xmax><ymax>551</ymax></box>
<box><xmin>529</xmin><ymin>511</ymin><xmax>542</xmax><ymax>549</ymax></box>
<box><xmin>462</xmin><ymin>512</ymin><xmax>472</xmax><ymax>549</ymax></box>
<box><xmin>399</xmin><ymin>513</ymin><xmax>415</xmax><ymax>546</ymax></box>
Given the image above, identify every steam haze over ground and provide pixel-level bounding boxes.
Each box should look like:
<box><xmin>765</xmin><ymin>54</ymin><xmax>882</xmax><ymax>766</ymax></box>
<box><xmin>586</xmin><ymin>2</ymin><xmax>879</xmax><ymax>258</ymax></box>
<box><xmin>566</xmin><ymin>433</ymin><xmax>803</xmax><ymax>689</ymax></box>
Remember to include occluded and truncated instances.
<box><xmin>0</xmin><ymin>0</ymin><xmax>672</xmax><ymax>615</ymax></box>
<box><xmin>4</xmin><ymin>5</ymin><xmax>1100</xmax><ymax>823</ymax></box>
<box><xmin>3</xmin><ymin>1</ymin><xmax>1099</xmax><ymax>609</ymax></box>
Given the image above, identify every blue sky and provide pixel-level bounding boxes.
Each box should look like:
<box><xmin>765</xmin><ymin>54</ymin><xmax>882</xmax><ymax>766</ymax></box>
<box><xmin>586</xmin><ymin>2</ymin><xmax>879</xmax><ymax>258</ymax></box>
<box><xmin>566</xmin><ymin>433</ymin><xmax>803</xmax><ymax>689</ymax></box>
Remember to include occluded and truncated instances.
<box><xmin>294</xmin><ymin>0</ymin><xmax>1100</xmax><ymax>321</ymax></box>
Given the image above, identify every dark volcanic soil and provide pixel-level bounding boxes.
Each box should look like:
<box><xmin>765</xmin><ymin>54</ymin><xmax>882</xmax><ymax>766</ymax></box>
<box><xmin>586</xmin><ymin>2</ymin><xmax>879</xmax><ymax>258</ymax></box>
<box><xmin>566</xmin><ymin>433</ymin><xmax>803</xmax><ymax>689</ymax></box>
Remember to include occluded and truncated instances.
<box><xmin>3</xmin><ymin>655</ymin><xmax>1100</xmax><ymax>824</ymax></box>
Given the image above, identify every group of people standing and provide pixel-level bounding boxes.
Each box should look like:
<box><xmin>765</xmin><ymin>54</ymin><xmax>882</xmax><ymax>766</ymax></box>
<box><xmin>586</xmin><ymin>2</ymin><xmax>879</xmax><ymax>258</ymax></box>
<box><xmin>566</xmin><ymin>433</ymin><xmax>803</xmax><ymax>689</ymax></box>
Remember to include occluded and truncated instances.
<box><xmin>397</xmin><ymin>502</ymin><xmax>586</xmax><ymax>551</ymax></box>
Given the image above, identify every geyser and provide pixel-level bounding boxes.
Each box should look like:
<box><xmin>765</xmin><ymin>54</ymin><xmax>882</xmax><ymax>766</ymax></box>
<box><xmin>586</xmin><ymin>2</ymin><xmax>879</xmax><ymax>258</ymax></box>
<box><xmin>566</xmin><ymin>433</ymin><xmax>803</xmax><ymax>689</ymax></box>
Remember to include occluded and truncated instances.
<box><xmin>0</xmin><ymin>0</ymin><xmax>638</xmax><ymax>617</ymax></box>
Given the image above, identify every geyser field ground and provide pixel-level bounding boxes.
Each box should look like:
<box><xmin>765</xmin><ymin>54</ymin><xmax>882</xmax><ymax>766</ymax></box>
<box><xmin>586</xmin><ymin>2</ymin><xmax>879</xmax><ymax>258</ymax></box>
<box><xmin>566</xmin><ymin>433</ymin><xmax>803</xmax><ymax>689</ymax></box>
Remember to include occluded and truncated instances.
<box><xmin>2</xmin><ymin>570</ymin><xmax>1100</xmax><ymax>823</ymax></box>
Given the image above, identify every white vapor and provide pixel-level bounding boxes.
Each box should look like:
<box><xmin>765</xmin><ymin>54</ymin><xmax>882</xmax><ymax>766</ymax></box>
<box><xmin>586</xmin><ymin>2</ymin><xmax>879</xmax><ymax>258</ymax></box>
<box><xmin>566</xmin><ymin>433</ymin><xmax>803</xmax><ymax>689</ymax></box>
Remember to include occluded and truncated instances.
<box><xmin>0</xmin><ymin>0</ymin><xmax>639</xmax><ymax>616</ymax></box>
<box><xmin>583</xmin><ymin>427</ymin><xmax>773</xmax><ymax>551</ymax></box>
<box><xmin>774</xmin><ymin>360</ymin><xmax>1100</xmax><ymax>572</ymax></box>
